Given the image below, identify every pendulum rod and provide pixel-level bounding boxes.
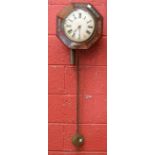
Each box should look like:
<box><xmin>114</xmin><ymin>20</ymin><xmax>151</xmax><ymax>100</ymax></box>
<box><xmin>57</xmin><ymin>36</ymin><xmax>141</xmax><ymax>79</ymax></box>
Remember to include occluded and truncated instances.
<box><xmin>76</xmin><ymin>51</ymin><xmax>80</xmax><ymax>133</ymax></box>
<box><xmin>70</xmin><ymin>49</ymin><xmax>75</xmax><ymax>65</ymax></box>
<box><xmin>72</xmin><ymin>51</ymin><xmax>84</xmax><ymax>147</ymax></box>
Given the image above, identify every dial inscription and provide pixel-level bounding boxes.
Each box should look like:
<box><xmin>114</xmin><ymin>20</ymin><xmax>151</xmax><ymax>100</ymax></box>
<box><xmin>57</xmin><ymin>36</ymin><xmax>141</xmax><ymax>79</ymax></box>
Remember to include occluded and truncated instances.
<box><xmin>64</xmin><ymin>9</ymin><xmax>95</xmax><ymax>42</ymax></box>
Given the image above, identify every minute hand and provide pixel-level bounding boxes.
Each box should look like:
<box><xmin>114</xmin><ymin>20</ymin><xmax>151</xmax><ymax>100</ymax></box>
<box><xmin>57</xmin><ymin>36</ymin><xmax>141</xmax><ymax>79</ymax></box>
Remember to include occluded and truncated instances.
<box><xmin>78</xmin><ymin>26</ymin><xmax>81</xmax><ymax>40</ymax></box>
<box><xmin>72</xmin><ymin>27</ymin><xmax>79</xmax><ymax>37</ymax></box>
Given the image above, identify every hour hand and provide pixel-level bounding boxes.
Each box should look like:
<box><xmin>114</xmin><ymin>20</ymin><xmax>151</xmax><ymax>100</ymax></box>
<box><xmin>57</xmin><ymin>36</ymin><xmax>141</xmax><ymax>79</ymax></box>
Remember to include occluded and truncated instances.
<box><xmin>72</xmin><ymin>25</ymin><xmax>81</xmax><ymax>38</ymax></box>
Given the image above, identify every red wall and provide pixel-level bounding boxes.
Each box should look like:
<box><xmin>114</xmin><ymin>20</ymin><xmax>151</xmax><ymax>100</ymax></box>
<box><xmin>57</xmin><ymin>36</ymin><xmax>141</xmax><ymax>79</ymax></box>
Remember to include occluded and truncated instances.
<box><xmin>48</xmin><ymin>0</ymin><xmax>107</xmax><ymax>155</ymax></box>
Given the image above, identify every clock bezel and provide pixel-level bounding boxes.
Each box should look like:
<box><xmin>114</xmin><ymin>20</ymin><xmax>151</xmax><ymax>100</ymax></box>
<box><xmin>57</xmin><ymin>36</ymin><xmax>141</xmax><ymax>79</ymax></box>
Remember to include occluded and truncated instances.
<box><xmin>57</xmin><ymin>3</ymin><xmax>103</xmax><ymax>49</ymax></box>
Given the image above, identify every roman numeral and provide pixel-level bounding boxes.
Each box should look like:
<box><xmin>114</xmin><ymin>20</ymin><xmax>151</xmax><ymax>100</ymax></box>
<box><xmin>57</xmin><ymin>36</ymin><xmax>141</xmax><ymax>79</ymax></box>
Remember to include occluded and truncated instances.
<box><xmin>68</xmin><ymin>29</ymin><xmax>73</xmax><ymax>34</ymax></box>
<box><xmin>83</xmin><ymin>34</ymin><xmax>86</xmax><ymax>38</ymax></box>
<box><xmin>83</xmin><ymin>16</ymin><xmax>86</xmax><ymax>20</ymax></box>
<box><xmin>79</xmin><ymin>13</ymin><xmax>82</xmax><ymax>18</ymax></box>
<box><xmin>87</xmin><ymin>20</ymin><xmax>92</xmax><ymax>24</ymax></box>
<box><xmin>78</xmin><ymin>34</ymin><xmax>81</xmax><ymax>40</ymax></box>
<box><xmin>73</xmin><ymin>14</ymin><xmax>77</xmax><ymax>19</ymax></box>
<box><xmin>66</xmin><ymin>24</ymin><xmax>71</xmax><ymax>28</ymax></box>
<box><xmin>68</xmin><ymin>19</ymin><xmax>73</xmax><ymax>22</ymax></box>
<box><xmin>86</xmin><ymin>30</ymin><xmax>91</xmax><ymax>35</ymax></box>
<box><xmin>88</xmin><ymin>25</ymin><xmax>93</xmax><ymax>29</ymax></box>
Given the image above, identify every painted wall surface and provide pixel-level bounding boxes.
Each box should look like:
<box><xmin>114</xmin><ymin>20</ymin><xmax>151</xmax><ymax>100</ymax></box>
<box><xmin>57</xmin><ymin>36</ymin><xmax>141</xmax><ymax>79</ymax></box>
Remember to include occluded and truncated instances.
<box><xmin>48</xmin><ymin>0</ymin><xmax>107</xmax><ymax>155</ymax></box>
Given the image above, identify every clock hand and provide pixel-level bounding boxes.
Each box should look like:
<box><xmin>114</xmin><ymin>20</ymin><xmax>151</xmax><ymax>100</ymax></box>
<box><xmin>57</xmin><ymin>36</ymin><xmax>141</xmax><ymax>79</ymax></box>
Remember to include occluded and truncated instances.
<box><xmin>72</xmin><ymin>31</ymin><xmax>76</xmax><ymax>37</ymax></box>
<box><xmin>72</xmin><ymin>25</ymin><xmax>81</xmax><ymax>38</ymax></box>
<box><xmin>72</xmin><ymin>29</ymin><xmax>77</xmax><ymax>37</ymax></box>
<box><xmin>78</xmin><ymin>26</ymin><xmax>81</xmax><ymax>40</ymax></box>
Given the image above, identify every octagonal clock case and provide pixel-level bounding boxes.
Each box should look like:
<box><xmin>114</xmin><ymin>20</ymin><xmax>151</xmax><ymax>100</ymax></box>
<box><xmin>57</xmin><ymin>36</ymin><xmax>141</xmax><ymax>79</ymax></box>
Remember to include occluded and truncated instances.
<box><xmin>55</xmin><ymin>3</ymin><xmax>104</xmax><ymax>147</ymax></box>
<box><xmin>56</xmin><ymin>3</ymin><xmax>103</xmax><ymax>49</ymax></box>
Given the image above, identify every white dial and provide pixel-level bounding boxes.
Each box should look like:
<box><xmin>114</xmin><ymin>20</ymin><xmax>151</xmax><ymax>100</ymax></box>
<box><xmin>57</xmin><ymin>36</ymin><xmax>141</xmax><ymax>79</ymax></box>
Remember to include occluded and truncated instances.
<box><xmin>64</xmin><ymin>9</ymin><xmax>95</xmax><ymax>42</ymax></box>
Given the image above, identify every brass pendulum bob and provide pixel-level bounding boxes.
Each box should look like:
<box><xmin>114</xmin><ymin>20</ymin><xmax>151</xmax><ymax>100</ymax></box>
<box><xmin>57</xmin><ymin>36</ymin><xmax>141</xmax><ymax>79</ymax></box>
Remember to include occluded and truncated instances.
<box><xmin>72</xmin><ymin>133</ymin><xmax>84</xmax><ymax>147</ymax></box>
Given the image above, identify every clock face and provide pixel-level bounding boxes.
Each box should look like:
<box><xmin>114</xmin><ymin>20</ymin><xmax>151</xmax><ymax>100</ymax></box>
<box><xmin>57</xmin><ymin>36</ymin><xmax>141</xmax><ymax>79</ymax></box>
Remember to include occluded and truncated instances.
<box><xmin>63</xmin><ymin>9</ymin><xmax>95</xmax><ymax>42</ymax></box>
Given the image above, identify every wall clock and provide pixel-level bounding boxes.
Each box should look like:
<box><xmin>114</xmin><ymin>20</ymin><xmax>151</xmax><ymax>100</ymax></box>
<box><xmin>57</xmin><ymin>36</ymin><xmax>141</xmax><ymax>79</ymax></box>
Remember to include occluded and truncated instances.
<box><xmin>56</xmin><ymin>3</ymin><xmax>103</xmax><ymax>148</ymax></box>
<box><xmin>57</xmin><ymin>3</ymin><xmax>103</xmax><ymax>49</ymax></box>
